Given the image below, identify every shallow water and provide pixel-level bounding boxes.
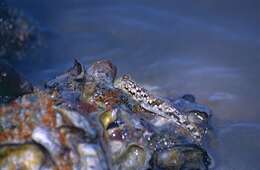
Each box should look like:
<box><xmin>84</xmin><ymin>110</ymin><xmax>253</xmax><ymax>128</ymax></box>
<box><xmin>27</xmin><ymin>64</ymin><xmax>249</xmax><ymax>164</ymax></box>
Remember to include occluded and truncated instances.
<box><xmin>6</xmin><ymin>0</ymin><xmax>260</xmax><ymax>169</ymax></box>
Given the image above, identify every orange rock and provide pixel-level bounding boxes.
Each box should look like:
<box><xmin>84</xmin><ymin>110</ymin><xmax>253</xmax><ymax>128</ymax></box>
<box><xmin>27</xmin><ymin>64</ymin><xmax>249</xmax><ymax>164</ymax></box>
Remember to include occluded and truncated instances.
<box><xmin>42</xmin><ymin>99</ymin><xmax>57</xmax><ymax>128</ymax></box>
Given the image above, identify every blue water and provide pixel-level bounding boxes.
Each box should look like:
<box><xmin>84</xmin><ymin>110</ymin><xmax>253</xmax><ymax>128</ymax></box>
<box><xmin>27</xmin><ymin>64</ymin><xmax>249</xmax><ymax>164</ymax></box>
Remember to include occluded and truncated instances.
<box><xmin>6</xmin><ymin>0</ymin><xmax>260</xmax><ymax>169</ymax></box>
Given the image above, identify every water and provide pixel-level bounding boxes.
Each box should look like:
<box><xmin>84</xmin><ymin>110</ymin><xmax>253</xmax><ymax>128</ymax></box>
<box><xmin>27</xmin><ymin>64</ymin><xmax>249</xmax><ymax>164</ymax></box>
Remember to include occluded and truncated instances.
<box><xmin>5</xmin><ymin>0</ymin><xmax>260</xmax><ymax>169</ymax></box>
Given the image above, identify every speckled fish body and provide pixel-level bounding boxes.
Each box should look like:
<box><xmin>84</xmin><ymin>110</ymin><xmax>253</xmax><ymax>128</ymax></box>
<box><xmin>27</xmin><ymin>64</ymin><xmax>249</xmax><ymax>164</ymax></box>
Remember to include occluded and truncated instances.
<box><xmin>114</xmin><ymin>75</ymin><xmax>204</xmax><ymax>142</ymax></box>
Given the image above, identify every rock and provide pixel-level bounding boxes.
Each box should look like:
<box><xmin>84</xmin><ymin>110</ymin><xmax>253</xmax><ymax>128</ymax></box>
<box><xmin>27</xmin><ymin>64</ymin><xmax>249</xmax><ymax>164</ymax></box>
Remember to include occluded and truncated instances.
<box><xmin>0</xmin><ymin>143</ymin><xmax>46</xmax><ymax>170</ymax></box>
<box><xmin>0</xmin><ymin>60</ymin><xmax>33</xmax><ymax>103</ymax></box>
<box><xmin>0</xmin><ymin>91</ymin><xmax>60</xmax><ymax>144</ymax></box>
<box><xmin>58</xmin><ymin>126</ymin><xmax>91</xmax><ymax>148</ymax></box>
<box><xmin>114</xmin><ymin>144</ymin><xmax>149</xmax><ymax>170</ymax></box>
<box><xmin>46</xmin><ymin>59</ymin><xmax>86</xmax><ymax>89</ymax></box>
<box><xmin>45</xmin><ymin>59</ymin><xmax>86</xmax><ymax>104</ymax></box>
<box><xmin>78</xmin><ymin>143</ymin><xmax>108</xmax><ymax>170</ymax></box>
<box><xmin>182</xmin><ymin>94</ymin><xmax>196</xmax><ymax>103</ymax></box>
<box><xmin>87</xmin><ymin>60</ymin><xmax>117</xmax><ymax>85</ymax></box>
<box><xmin>151</xmin><ymin>144</ymin><xmax>212</xmax><ymax>170</ymax></box>
<box><xmin>0</xmin><ymin>60</ymin><xmax>214</xmax><ymax>170</ymax></box>
<box><xmin>100</xmin><ymin>108</ymin><xmax>118</xmax><ymax>129</ymax></box>
<box><xmin>32</xmin><ymin>127</ymin><xmax>63</xmax><ymax>157</ymax></box>
<box><xmin>147</xmin><ymin>131</ymin><xmax>188</xmax><ymax>152</ymax></box>
<box><xmin>53</xmin><ymin>105</ymin><xmax>97</xmax><ymax>138</ymax></box>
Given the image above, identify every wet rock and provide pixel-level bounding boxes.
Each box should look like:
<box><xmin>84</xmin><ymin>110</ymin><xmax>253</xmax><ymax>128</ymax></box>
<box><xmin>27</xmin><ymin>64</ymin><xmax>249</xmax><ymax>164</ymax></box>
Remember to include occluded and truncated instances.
<box><xmin>104</xmin><ymin>119</ymin><xmax>129</xmax><ymax>159</ymax></box>
<box><xmin>45</xmin><ymin>59</ymin><xmax>86</xmax><ymax>103</ymax></box>
<box><xmin>100</xmin><ymin>108</ymin><xmax>118</xmax><ymax>129</ymax></box>
<box><xmin>0</xmin><ymin>143</ymin><xmax>46</xmax><ymax>170</ymax></box>
<box><xmin>100</xmin><ymin>107</ymin><xmax>151</xmax><ymax>169</ymax></box>
<box><xmin>100</xmin><ymin>109</ymin><xmax>132</xmax><ymax>156</ymax></box>
<box><xmin>53</xmin><ymin>105</ymin><xmax>97</xmax><ymax>138</ymax></box>
<box><xmin>151</xmin><ymin>144</ymin><xmax>211</xmax><ymax>170</ymax></box>
<box><xmin>145</xmin><ymin>113</ymin><xmax>207</xmax><ymax>144</ymax></box>
<box><xmin>57</xmin><ymin>126</ymin><xmax>102</xmax><ymax>169</ymax></box>
<box><xmin>0</xmin><ymin>60</ymin><xmax>33</xmax><ymax>103</ymax></box>
<box><xmin>146</xmin><ymin>131</ymin><xmax>188</xmax><ymax>152</ymax></box>
<box><xmin>182</xmin><ymin>94</ymin><xmax>196</xmax><ymax>103</ymax></box>
<box><xmin>0</xmin><ymin>90</ymin><xmax>61</xmax><ymax>144</ymax></box>
<box><xmin>81</xmin><ymin>81</ymin><xmax>97</xmax><ymax>102</ymax></box>
<box><xmin>78</xmin><ymin>143</ymin><xmax>108</xmax><ymax>170</ymax></box>
<box><xmin>32</xmin><ymin>127</ymin><xmax>63</xmax><ymax>157</ymax></box>
<box><xmin>0</xmin><ymin>60</ymin><xmax>214</xmax><ymax>170</ymax></box>
<box><xmin>114</xmin><ymin>144</ymin><xmax>149</xmax><ymax>170</ymax></box>
<box><xmin>87</xmin><ymin>60</ymin><xmax>117</xmax><ymax>85</ymax></box>
<box><xmin>58</xmin><ymin>126</ymin><xmax>89</xmax><ymax>148</ymax></box>
<box><xmin>46</xmin><ymin>59</ymin><xmax>86</xmax><ymax>89</ymax></box>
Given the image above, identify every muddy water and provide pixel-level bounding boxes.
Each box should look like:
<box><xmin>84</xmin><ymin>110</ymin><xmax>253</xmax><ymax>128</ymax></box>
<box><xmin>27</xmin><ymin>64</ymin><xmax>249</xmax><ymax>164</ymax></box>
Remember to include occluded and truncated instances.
<box><xmin>6</xmin><ymin>0</ymin><xmax>260</xmax><ymax>169</ymax></box>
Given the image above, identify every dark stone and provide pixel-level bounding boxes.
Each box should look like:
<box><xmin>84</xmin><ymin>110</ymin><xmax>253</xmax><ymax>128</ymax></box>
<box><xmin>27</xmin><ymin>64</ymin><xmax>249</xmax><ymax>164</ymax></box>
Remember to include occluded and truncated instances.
<box><xmin>0</xmin><ymin>60</ymin><xmax>33</xmax><ymax>103</ymax></box>
<box><xmin>45</xmin><ymin>59</ymin><xmax>86</xmax><ymax>103</ymax></box>
<box><xmin>45</xmin><ymin>59</ymin><xmax>86</xmax><ymax>89</ymax></box>
<box><xmin>151</xmin><ymin>144</ymin><xmax>212</xmax><ymax>170</ymax></box>
<box><xmin>182</xmin><ymin>94</ymin><xmax>196</xmax><ymax>103</ymax></box>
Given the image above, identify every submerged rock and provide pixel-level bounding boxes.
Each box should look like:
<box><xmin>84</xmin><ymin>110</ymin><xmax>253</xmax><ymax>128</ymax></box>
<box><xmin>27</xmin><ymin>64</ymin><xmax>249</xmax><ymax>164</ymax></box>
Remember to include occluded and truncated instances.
<box><xmin>151</xmin><ymin>144</ymin><xmax>212</xmax><ymax>170</ymax></box>
<box><xmin>182</xmin><ymin>94</ymin><xmax>196</xmax><ymax>103</ymax></box>
<box><xmin>114</xmin><ymin>144</ymin><xmax>149</xmax><ymax>170</ymax></box>
<box><xmin>100</xmin><ymin>108</ymin><xmax>118</xmax><ymax>129</ymax></box>
<box><xmin>0</xmin><ymin>144</ymin><xmax>46</xmax><ymax>170</ymax></box>
<box><xmin>0</xmin><ymin>60</ymin><xmax>33</xmax><ymax>103</ymax></box>
<box><xmin>32</xmin><ymin>127</ymin><xmax>63</xmax><ymax>157</ymax></box>
<box><xmin>53</xmin><ymin>105</ymin><xmax>97</xmax><ymax>138</ymax></box>
<box><xmin>0</xmin><ymin>91</ymin><xmax>56</xmax><ymax>144</ymax></box>
<box><xmin>78</xmin><ymin>143</ymin><xmax>108</xmax><ymax>170</ymax></box>
<box><xmin>0</xmin><ymin>60</ymin><xmax>214</xmax><ymax>170</ymax></box>
<box><xmin>45</xmin><ymin>59</ymin><xmax>86</xmax><ymax>104</ymax></box>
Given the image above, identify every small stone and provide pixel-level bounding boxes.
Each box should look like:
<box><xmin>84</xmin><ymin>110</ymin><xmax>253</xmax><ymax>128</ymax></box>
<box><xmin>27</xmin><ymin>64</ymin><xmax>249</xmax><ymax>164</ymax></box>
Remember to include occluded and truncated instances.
<box><xmin>53</xmin><ymin>105</ymin><xmax>97</xmax><ymax>138</ymax></box>
<box><xmin>32</xmin><ymin>127</ymin><xmax>63</xmax><ymax>157</ymax></box>
<box><xmin>0</xmin><ymin>143</ymin><xmax>45</xmax><ymax>170</ymax></box>
<box><xmin>45</xmin><ymin>59</ymin><xmax>86</xmax><ymax>104</ymax></box>
<box><xmin>151</xmin><ymin>144</ymin><xmax>211</xmax><ymax>170</ymax></box>
<box><xmin>78</xmin><ymin>143</ymin><xmax>107</xmax><ymax>170</ymax></box>
<box><xmin>87</xmin><ymin>60</ymin><xmax>117</xmax><ymax>85</ymax></box>
<box><xmin>182</xmin><ymin>94</ymin><xmax>196</xmax><ymax>103</ymax></box>
<box><xmin>114</xmin><ymin>144</ymin><xmax>148</xmax><ymax>170</ymax></box>
<box><xmin>100</xmin><ymin>109</ymin><xmax>118</xmax><ymax>129</ymax></box>
<box><xmin>0</xmin><ymin>60</ymin><xmax>33</xmax><ymax>103</ymax></box>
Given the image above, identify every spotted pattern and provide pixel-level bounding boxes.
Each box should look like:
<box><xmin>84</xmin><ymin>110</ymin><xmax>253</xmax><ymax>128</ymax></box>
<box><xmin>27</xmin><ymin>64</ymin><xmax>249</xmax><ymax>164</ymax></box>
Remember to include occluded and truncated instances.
<box><xmin>114</xmin><ymin>75</ymin><xmax>205</xmax><ymax>142</ymax></box>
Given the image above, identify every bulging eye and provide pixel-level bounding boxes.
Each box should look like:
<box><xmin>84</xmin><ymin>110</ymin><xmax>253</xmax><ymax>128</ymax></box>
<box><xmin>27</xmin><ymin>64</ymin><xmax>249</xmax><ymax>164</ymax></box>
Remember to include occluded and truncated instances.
<box><xmin>106</xmin><ymin>119</ymin><xmax>124</xmax><ymax>130</ymax></box>
<box><xmin>122</xmin><ymin>75</ymin><xmax>130</xmax><ymax>80</ymax></box>
<box><xmin>187</xmin><ymin>111</ymin><xmax>209</xmax><ymax>125</ymax></box>
<box><xmin>124</xmin><ymin>84</ymin><xmax>129</xmax><ymax>90</ymax></box>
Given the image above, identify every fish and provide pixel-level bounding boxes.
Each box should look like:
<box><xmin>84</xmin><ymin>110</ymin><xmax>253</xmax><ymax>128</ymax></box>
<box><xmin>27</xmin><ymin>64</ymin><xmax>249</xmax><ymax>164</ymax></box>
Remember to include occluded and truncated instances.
<box><xmin>114</xmin><ymin>75</ymin><xmax>205</xmax><ymax>142</ymax></box>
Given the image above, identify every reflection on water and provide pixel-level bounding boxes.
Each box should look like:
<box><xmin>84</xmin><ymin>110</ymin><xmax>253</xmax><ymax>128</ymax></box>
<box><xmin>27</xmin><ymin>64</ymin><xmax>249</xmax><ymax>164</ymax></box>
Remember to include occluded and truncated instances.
<box><xmin>6</xmin><ymin>0</ymin><xmax>260</xmax><ymax>169</ymax></box>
